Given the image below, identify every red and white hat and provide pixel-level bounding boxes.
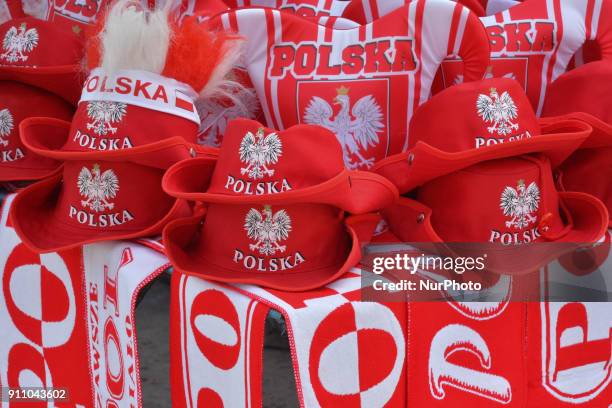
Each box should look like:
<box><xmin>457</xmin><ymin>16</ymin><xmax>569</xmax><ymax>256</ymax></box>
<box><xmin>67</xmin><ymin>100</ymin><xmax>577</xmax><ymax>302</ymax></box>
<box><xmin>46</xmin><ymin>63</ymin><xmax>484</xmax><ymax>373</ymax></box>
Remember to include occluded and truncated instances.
<box><xmin>0</xmin><ymin>81</ymin><xmax>73</xmax><ymax>181</ymax></box>
<box><xmin>541</xmin><ymin>61</ymin><xmax>612</xmax><ymax>227</ymax></box>
<box><xmin>383</xmin><ymin>154</ymin><xmax>609</xmax><ymax>273</ymax></box>
<box><xmin>163</xmin><ymin>118</ymin><xmax>399</xmax><ymax>212</ymax></box>
<box><xmin>161</xmin><ymin>118</ymin><xmax>398</xmax><ymax>291</ymax></box>
<box><xmin>12</xmin><ymin>80</ymin><xmax>217</xmax><ymax>252</ymax></box>
<box><xmin>373</xmin><ymin>77</ymin><xmax>592</xmax><ymax>193</ymax></box>
<box><xmin>0</xmin><ymin>17</ymin><xmax>84</xmax><ymax>104</ymax></box>
<box><xmin>10</xmin><ymin>0</ymin><xmax>243</xmax><ymax>252</ymax></box>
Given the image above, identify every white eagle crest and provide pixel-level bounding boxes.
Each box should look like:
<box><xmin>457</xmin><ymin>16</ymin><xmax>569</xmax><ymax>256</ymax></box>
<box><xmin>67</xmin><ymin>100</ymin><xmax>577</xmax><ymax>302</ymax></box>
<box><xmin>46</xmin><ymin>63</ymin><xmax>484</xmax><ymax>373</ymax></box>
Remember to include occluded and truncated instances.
<box><xmin>500</xmin><ymin>179</ymin><xmax>540</xmax><ymax>229</ymax></box>
<box><xmin>244</xmin><ymin>206</ymin><xmax>292</xmax><ymax>256</ymax></box>
<box><xmin>476</xmin><ymin>87</ymin><xmax>519</xmax><ymax>136</ymax></box>
<box><xmin>1</xmin><ymin>23</ymin><xmax>39</xmax><ymax>63</ymax></box>
<box><xmin>239</xmin><ymin>128</ymin><xmax>282</xmax><ymax>180</ymax></box>
<box><xmin>86</xmin><ymin>101</ymin><xmax>127</xmax><ymax>136</ymax></box>
<box><xmin>77</xmin><ymin>164</ymin><xmax>120</xmax><ymax>212</ymax></box>
<box><xmin>198</xmin><ymin>87</ymin><xmax>260</xmax><ymax>147</ymax></box>
<box><xmin>303</xmin><ymin>86</ymin><xmax>384</xmax><ymax>169</ymax></box>
<box><xmin>0</xmin><ymin>108</ymin><xmax>13</xmax><ymax>147</ymax></box>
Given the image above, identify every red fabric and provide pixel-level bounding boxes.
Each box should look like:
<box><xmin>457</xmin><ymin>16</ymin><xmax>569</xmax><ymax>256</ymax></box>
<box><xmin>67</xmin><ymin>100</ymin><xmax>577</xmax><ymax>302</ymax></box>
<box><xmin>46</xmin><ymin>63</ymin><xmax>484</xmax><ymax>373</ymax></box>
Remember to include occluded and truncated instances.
<box><xmin>3</xmin><ymin>0</ymin><xmax>25</xmax><ymax>20</ymax></box>
<box><xmin>211</xmin><ymin>0</ymin><xmax>490</xmax><ymax>170</ymax></box>
<box><xmin>0</xmin><ymin>81</ymin><xmax>74</xmax><ymax>182</ymax></box>
<box><xmin>342</xmin><ymin>0</ymin><xmax>486</xmax><ymax>24</ymax></box>
<box><xmin>541</xmin><ymin>61</ymin><xmax>612</xmax><ymax>226</ymax></box>
<box><xmin>408</xmin><ymin>300</ymin><xmax>526</xmax><ymax>406</ymax></box>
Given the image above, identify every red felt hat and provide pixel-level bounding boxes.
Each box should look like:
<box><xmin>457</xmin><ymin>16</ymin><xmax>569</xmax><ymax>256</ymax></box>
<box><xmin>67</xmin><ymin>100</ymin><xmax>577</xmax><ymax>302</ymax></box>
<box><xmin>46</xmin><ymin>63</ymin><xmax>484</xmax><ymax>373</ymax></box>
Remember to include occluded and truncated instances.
<box><xmin>10</xmin><ymin>140</ymin><xmax>216</xmax><ymax>253</ymax></box>
<box><xmin>21</xmin><ymin>68</ymin><xmax>202</xmax><ymax>158</ymax></box>
<box><xmin>11</xmin><ymin>70</ymin><xmax>218</xmax><ymax>252</ymax></box>
<box><xmin>541</xmin><ymin>61</ymin><xmax>612</xmax><ymax>227</ymax></box>
<box><xmin>373</xmin><ymin>78</ymin><xmax>591</xmax><ymax>194</ymax></box>
<box><xmin>0</xmin><ymin>81</ymin><xmax>73</xmax><ymax>181</ymax></box>
<box><xmin>162</xmin><ymin>118</ymin><xmax>399</xmax><ymax>214</ymax></box>
<box><xmin>383</xmin><ymin>154</ymin><xmax>609</xmax><ymax>274</ymax></box>
<box><xmin>0</xmin><ymin>18</ymin><xmax>84</xmax><ymax>105</ymax></box>
<box><xmin>164</xmin><ymin>207</ymin><xmax>381</xmax><ymax>291</ymax></box>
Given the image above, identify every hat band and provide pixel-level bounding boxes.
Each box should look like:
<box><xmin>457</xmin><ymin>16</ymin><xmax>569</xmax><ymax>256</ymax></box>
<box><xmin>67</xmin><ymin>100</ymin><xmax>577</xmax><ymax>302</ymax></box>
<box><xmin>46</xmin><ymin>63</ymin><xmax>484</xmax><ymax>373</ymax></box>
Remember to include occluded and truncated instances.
<box><xmin>80</xmin><ymin>68</ymin><xmax>201</xmax><ymax>125</ymax></box>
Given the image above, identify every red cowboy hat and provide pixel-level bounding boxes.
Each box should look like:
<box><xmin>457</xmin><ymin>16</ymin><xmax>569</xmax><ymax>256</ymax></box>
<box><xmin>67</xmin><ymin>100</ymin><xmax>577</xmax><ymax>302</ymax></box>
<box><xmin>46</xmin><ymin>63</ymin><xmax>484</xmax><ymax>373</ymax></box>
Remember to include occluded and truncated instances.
<box><xmin>164</xmin><ymin>207</ymin><xmax>381</xmax><ymax>291</ymax></box>
<box><xmin>541</xmin><ymin>61</ymin><xmax>612</xmax><ymax>227</ymax></box>
<box><xmin>0</xmin><ymin>81</ymin><xmax>73</xmax><ymax>181</ymax></box>
<box><xmin>20</xmin><ymin>68</ymin><xmax>202</xmax><ymax>158</ymax></box>
<box><xmin>383</xmin><ymin>154</ymin><xmax>609</xmax><ymax>274</ymax></box>
<box><xmin>10</xmin><ymin>140</ymin><xmax>216</xmax><ymax>253</ymax></box>
<box><xmin>11</xmin><ymin>69</ymin><xmax>217</xmax><ymax>252</ymax></box>
<box><xmin>373</xmin><ymin>78</ymin><xmax>591</xmax><ymax>193</ymax></box>
<box><xmin>162</xmin><ymin>118</ymin><xmax>399</xmax><ymax>214</ymax></box>
<box><xmin>0</xmin><ymin>18</ymin><xmax>84</xmax><ymax>105</ymax></box>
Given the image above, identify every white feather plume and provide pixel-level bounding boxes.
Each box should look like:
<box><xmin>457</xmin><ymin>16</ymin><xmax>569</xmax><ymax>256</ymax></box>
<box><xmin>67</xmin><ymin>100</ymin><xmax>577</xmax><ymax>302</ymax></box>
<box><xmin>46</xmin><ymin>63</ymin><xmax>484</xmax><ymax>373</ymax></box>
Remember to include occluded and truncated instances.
<box><xmin>99</xmin><ymin>0</ymin><xmax>171</xmax><ymax>75</ymax></box>
<box><xmin>199</xmin><ymin>39</ymin><xmax>245</xmax><ymax>99</ymax></box>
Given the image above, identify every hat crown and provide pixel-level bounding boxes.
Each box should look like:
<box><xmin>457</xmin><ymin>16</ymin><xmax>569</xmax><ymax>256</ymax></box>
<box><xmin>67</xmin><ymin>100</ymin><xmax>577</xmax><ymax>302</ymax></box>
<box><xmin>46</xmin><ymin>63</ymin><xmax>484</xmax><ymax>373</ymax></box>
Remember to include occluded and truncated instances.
<box><xmin>417</xmin><ymin>155</ymin><xmax>564</xmax><ymax>244</ymax></box>
<box><xmin>208</xmin><ymin>118</ymin><xmax>345</xmax><ymax>197</ymax></box>
<box><xmin>198</xmin><ymin>203</ymin><xmax>351</xmax><ymax>275</ymax></box>
<box><xmin>543</xmin><ymin>61</ymin><xmax>612</xmax><ymax>124</ymax></box>
<box><xmin>409</xmin><ymin>78</ymin><xmax>540</xmax><ymax>152</ymax></box>
<box><xmin>62</xmin><ymin>69</ymin><xmax>199</xmax><ymax>154</ymax></box>
<box><xmin>0</xmin><ymin>82</ymin><xmax>73</xmax><ymax>181</ymax></box>
<box><xmin>0</xmin><ymin>18</ymin><xmax>82</xmax><ymax>68</ymax></box>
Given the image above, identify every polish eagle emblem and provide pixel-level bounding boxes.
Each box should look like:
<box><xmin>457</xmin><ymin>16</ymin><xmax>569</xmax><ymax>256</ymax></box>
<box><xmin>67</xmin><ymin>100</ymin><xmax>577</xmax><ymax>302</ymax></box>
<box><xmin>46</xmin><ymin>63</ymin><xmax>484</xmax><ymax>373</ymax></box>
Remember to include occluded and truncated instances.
<box><xmin>77</xmin><ymin>164</ymin><xmax>120</xmax><ymax>212</ymax></box>
<box><xmin>238</xmin><ymin>127</ymin><xmax>282</xmax><ymax>180</ymax></box>
<box><xmin>86</xmin><ymin>101</ymin><xmax>127</xmax><ymax>136</ymax></box>
<box><xmin>1</xmin><ymin>23</ymin><xmax>39</xmax><ymax>63</ymax></box>
<box><xmin>198</xmin><ymin>87</ymin><xmax>260</xmax><ymax>147</ymax></box>
<box><xmin>0</xmin><ymin>108</ymin><xmax>13</xmax><ymax>147</ymax></box>
<box><xmin>244</xmin><ymin>206</ymin><xmax>292</xmax><ymax>256</ymax></box>
<box><xmin>304</xmin><ymin>86</ymin><xmax>384</xmax><ymax>169</ymax></box>
<box><xmin>500</xmin><ymin>179</ymin><xmax>540</xmax><ymax>229</ymax></box>
<box><xmin>476</xmin><ymin>88</ymin><xmax>519</xmax><ymax>136</ymax></box>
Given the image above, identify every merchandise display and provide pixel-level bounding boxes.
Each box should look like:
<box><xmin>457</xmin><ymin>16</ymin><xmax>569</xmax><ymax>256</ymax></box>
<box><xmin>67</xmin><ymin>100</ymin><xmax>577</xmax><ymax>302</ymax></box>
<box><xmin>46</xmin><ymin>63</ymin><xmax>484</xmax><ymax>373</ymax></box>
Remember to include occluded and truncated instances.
<box><xmin>0</xmin><ymin>0</ymin><xmax>610</xmax><ymax>406</ymax></box>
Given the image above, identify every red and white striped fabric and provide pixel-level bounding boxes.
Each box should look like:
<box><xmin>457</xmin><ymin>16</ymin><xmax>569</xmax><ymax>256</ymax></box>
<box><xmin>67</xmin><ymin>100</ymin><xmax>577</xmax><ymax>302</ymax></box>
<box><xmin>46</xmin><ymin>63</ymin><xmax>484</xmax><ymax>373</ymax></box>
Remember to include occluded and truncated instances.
<box><xmin>341</xmin><ymin>0</ymin><xmax>612</xmax><ymax>115</ymax></box>
<box><xmin>211</xmin><ymin>0</ymin><xmax>489</xmax><ymax>169</ymax></box>
<box><xmin>45</xmin><ymin>0</ymin><xmax>155</xmax><ymax>34</ymax></box>
<box><xmin>476</xmin><ymin>0</ymin><xmax>612</xmax><ymax>114</ymax></box>
<box><xmin>341</xmin><ymin>0</ymin><xmax>487</xmax><ymax>23</ymax></box>
<box><xmin>0</xmin><ymin>194</ymin><xmax>169</xmax><ymax>408</ymax></box>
